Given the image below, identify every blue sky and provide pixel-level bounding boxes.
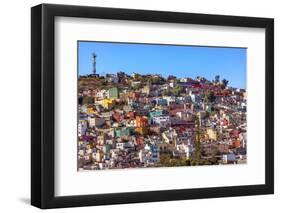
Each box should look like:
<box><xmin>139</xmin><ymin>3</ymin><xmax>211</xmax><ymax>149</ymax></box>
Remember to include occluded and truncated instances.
<box><xmin>78</xmin><ymin>41</ymin><xmax>246</xmax><ymax>89</ymax></box>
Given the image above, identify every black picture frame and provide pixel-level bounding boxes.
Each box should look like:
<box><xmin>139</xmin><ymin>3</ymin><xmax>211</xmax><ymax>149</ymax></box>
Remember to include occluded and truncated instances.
<box><xmin>31</xmin><ymin>3</ymin><xmax>274</xmax><ymax>209</ymax></box>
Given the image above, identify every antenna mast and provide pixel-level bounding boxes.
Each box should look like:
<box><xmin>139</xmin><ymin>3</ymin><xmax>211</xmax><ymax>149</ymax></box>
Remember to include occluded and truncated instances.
<box><xmin>92</xmin><ymin>53</ymin><xmax>97</xmax><ymax>75</ymax></box>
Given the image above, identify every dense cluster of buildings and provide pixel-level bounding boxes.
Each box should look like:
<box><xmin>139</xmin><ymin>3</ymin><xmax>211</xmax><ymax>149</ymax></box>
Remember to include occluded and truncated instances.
<box><xmin>78</xmin><ymin>72</ymin><xmax>247</xmax><ymax>170</ymax></box>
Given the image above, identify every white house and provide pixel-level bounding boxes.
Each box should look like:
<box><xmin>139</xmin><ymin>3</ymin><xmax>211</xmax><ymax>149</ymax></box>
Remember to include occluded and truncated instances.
<box><xmin>131</xmin><ymin>81</ymin><xmax>141</xmax><ymax>87</ymax></box>
<box><xmin>222</xmin><ymin>153</ymin><xmax>236</xmax><ymax>164</ymax></box>
<box><xmin>151</xmin><ymin>115</ymin><xmax>170</xmax><ymax>127</ymax></box>
<box><xmin>95</xmin><ymin>89</ymin><xmax>107</xmax><ymax>99</ymax></box>
<box><xmin>176</xmin><ymin>143</ymin><xmax>192</xmax><ymax>159</ymax></box>
<box><xmin>88</xmin><ymin>117</ymin><xmax>105</xmax><ymax>127</ymax></box>
<box><xmin>78</xmin><ymin>120</ymin><xmax>87</xmax><ymax>137</ymax></box>
<box><xmin>92</xmin><ymin>151</ymin><xmax>97</xmax><ymax>161</ymax></box>
<box><xmin>139</xmin><ymin>144</ymin><xmax>160</xmax><ymax>164</ymax></box>
<box><xmin>106</xmin><ymin>74</ymin><xmax>119</xmax><ymax>83</ymax></box>
<box><xmin>162</xmin><ymin>129</ymin><xmax>177</xmax><ymax>144</ymax></box>
<box><xmin>116</xmin><ymin>142</ymin><xmax>125</xmax><ymax>150</ymax></box>
<box><xmin>139</xmin><ymin>149</ymin><xmax>148</xmax><ymax>163</ymax></box>
<box><xmin>163</xmin><ymin>96</ymin><xmax>176</xmax><ymax>105</ymax></box>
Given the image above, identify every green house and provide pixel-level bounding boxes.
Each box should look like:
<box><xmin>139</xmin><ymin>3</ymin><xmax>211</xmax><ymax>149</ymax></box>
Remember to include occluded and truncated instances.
<box><xmin>149</xmin><ymin>110</ymin><xmax>163</xmax><ymax>118</ymax></box>
<box><xmin>115</xmin><ymin>128</ymin><xmax>131</xmax><ymax>137</ymax></box>
<box><xmin>103</xmin><ymin>144</ymin><xmax>112</xmax><ymax>153</ymax></box>
<box><xmin>108</xmin><ymin>87</ymin><xmax>119</xmax><ymax>99</ymax></box>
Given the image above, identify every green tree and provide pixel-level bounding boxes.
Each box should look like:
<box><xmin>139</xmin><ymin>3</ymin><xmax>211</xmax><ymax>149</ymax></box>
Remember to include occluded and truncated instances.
<box><xmin>152</xmin><ymin>77</ymin><xmax>160</xmax><ymax>84</ymax></box>
<box><xmin>172</xmin><ymin>85</ymin><xmax>182</xmax><ymax>96</ymax></box>
<box><xmin>184</xmin><ymin>159</ymin><xmax>191</xmax><ymax>166</ymax></box>
<box><xmin>214</xmin><ymin>75</ymin><xmax>220</xmax><ymax>83</ymax></box>
<box><xmin>167</xmin><ymin>75</ymin><xmax>177</xmax><ymax>81</ymax></box>
<box><xmin>204</xmin><ymin>91</ymin><xmax>216</xmax><ymax>103</ymax></box>
<box><xmin>190</xmin><ymin>160</ymin><xmax>198</xmax><ymax>166</ymax></box>
<box><xmin>160</xmin><ymin>154</ymin><xmax>171</xmax><ymax>166</ymax></box>
<box><xmin>204</xmin><ymin>110</ymin><xmax>210</xmax><ymax>119</ymax></box>
<box><xmin>82</xmin><ymin>96</ymin><xmax>94</xmax><ymax>105</ymax></box>
<box><xmin>162</xmin><ymin>89</ymin><xmax>169</xmax><ymax>96</ymax></box>
<box><xmin>132</xmin><ymin>83</ymin><xmax>142</xmax><ymax>90</ymax></box>
<box><xmin>194</xmin><ymin>115</ymin><xmax>202</xmax><ymax>166</ymax></box>
<box><xmin>221</xmin><ymin>78</ymin><xmax>229</xmax><ymax>88</ymax></box>
<box><xmin>133</xmin><ymin>73</ymin><xmax>141</xmax><ymax>80</ymax></box>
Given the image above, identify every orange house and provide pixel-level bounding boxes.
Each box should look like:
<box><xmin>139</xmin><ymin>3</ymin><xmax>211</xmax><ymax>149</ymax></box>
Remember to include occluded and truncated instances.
<box><xmin>136</xmin><ymin>116</ymin><xmax>149</xmax><ymax>128</ymax></box>
<box><xmin>233</xmin><ymin>139</ymin><xmax>241</xmax><ymax>148</ymax></box>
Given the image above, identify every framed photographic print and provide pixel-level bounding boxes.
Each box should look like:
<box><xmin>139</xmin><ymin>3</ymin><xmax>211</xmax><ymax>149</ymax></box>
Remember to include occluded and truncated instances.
<box><xmin>31</xmin><ymin>3</ymin><xmax>274</xmax><ymax>209</ymax></box>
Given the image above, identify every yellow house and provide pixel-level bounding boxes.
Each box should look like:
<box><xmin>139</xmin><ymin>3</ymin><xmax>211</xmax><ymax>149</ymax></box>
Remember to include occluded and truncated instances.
<box><xmin>87</xmin><ymin>107</ymin><xmax>97</xmax><ymax>115</ymax></box>
<box><xmin>207</xmin><ymin>128</ymin><xmax>217</xmax><ymax>141</ymax></box>
<box><xmin>100</xmin><ymin>99</ymin><xmax>115</xmax><ymax>109</ymax></box>
<box><xmin>78</xmin><ymin>140</ymin><xmax>84</xmax><ymax>146</ymax></box>
<box><xmin>135</xmin><ymin>127</ymin><xmax>148</xmax><ymax>135</ymax></box>
<box><xmin>96</xmin><ymin>151</ymin><xmax>104</xmax><ymax>162</ymax></box>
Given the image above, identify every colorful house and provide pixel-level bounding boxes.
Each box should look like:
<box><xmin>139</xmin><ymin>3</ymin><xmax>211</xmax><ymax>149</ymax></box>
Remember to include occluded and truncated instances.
<box><xmin>149</xmin><ymin>110</ymin><xmax>163</xmax><ymax>118</ymax></box>
<box><xmin>207</xmin><ymin>128</ymin><xmax>217</xmax><ymax>141</ymax></box>
<box><xmin>100</xmin><ymin>98</ymin><xmax>115</xmax><ymax>109</ymax></box>
<box><xmin>135</xmin><ymin>127</ymin><xmax>148</xmax><ymax>135</ymax></box>
<box><xmin>78</xmin><ymin>120</ymin><xmax>87</xmax><ymax>137</ymax></box>
<box><xmin>86</xmin><ymin>107</ymin><xmax>96</xmax><ymax>115</ymax></box>
<box><xmin>107</xmin><ymin>87</ymin><xmax>119</xmax><ymax>99</ymax></box>
<box><xmin>115</xmin><ymin>127</ymin><xmax>131</xmax><ymax>137</ymax></box>
<box><xmin>156</xmin><ymin>98</ymin><xmax>168</xmax><ymax>106</ymax></box>
<box><xmin>142</xmin><ymin>85</ymin><xmax>151</xmax><ymax>95</ymax></box>
<box><xmin>88</xmin><ymin>117</ymin><xmax>105</xmax><ymax>127</ymax></box>
<box><xmin>136</xmin><ymin>116</ymin><xmax>149</xmax><ymax>128</ymax></box>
